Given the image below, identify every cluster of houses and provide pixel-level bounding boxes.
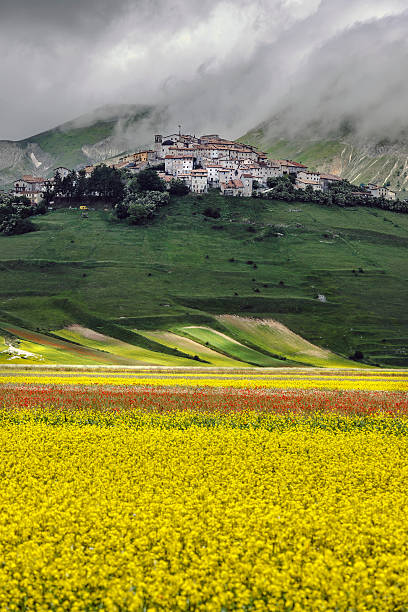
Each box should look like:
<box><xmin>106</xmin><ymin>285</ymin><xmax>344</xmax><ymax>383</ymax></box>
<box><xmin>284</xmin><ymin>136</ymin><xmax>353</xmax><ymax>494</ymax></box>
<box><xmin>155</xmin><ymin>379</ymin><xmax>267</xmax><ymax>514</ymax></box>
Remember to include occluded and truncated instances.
<box><xmin>12</xmin><ymin>167</ymin><xmax>70</xmax><ymax>204</ymax></box>
<box><xmin>10</xmin><ymin>130</ymin><xmax>397</xmax><ymax>202</ymax></box>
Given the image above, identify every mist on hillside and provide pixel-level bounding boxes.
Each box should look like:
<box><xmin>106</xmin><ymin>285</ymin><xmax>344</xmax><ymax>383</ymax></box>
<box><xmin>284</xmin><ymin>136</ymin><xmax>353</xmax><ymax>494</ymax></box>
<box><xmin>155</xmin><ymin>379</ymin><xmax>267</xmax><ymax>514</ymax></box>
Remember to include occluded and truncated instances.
<box><xmin>1</xmin><ymin>0</ymin><xmax>408</xmax><ymax>144</ymax></box>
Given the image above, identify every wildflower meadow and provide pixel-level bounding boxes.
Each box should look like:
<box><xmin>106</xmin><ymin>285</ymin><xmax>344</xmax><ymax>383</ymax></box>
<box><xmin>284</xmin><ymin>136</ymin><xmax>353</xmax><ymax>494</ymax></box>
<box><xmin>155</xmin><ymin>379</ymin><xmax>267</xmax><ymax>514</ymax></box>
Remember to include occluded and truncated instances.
<box><xmin>0</xmin><ymin>367</ymin><xmax>407</xmax><ymax>611</ymax></box>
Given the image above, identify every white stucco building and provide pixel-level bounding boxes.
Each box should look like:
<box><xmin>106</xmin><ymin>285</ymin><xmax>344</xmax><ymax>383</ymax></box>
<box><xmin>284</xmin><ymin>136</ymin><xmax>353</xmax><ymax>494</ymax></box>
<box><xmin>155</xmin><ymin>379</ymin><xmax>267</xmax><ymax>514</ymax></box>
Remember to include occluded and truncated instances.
<box><xmin>297</xmin><ymin>170</ymin><xmax>321</xmax><ymax>183</ymax></box>
<box><xmin>165</xmin><ymin>155</ymin><xmax>194</xmax><ymax>177</ymax></box>
<box><xmin>190</xmin><ymin>169</ymin><xmax>208</xmax><ymax>193</ymax></box>
<box><xmin>295</xmin><ymin>176</ymin><xmax>322</xmax><ymax>192</ymax></box>
<box><xmin>366</xmin><ymin>184</ymin><xmax>396</xmax><ymax>200</ymax></box>
<box><xmin>13</xmin><ymin>175</ymin><xmax>46</xmax><ymax>203</ymax></box>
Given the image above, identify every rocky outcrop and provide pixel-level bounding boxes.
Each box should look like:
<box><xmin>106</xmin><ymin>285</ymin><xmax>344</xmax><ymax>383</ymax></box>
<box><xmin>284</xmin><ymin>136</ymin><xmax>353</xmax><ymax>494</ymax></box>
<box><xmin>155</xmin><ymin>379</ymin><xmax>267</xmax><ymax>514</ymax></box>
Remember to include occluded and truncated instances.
<box><xmin>0</xmin><ymin>141</ymin><xmax>54</xmax><ymax>188</ymax></box>
<box><xmin>81</xmin><ymin>137</ymin><xmax>125</xmax><ymax>163</ymax></box>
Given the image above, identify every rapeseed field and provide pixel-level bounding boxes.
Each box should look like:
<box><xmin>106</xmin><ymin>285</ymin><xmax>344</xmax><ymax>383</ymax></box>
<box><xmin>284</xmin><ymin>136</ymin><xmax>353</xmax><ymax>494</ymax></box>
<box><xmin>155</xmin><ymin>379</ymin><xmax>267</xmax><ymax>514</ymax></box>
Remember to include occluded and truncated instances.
<box><xmin>0</xmin><ymin>406</ymin><xmax>408</xmax><ymax>610</ymax></box>
<box><xmin>1</xmin><ymin>371</ymin><xmax>408</xmax><ymax>391</ymax></box>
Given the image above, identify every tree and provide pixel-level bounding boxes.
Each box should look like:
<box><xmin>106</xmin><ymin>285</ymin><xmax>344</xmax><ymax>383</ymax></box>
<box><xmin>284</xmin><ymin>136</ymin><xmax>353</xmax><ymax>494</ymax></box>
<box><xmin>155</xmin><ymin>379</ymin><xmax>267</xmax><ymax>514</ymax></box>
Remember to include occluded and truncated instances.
<box><xmin>116</xmin><ymin>190</ymin><xmax>169</xmax><ymax>225</ymax></box>
<box><xmin>0</xmin><ymin>215</ymin><xmax>35</xmax><ymax>236</ymax></box>
<box><xmin>169</xmin><ymin>179</ymin><xmax>189</xmax><ymax>196</ymax></box>
<box><xmin>42</xmin><ymin>181</ymin><xmax>54</xmax><ymax>205</ymax></box>
<box><xmin>74</xmin><ymin>169</ymin><xmax>87</xmax><ymax>201</ymax></box>
<box><xmin>115</xmin><ymin>201</ymin><xmax>129</xmax><ymax>220</ymax></box>
<box><xmin>136</xmin><ymin>168</ymin><xmax>166</xmax><ymax>192</ymax></box>
<box><xmin>88</xmin><ymin>166</ymin><xmax>125</xmax><ymax>204</ymax></box>
<box><xmin>127</xmin><ymin>201</ymin><xmax>157</xmax><ymax>225</ymax></box>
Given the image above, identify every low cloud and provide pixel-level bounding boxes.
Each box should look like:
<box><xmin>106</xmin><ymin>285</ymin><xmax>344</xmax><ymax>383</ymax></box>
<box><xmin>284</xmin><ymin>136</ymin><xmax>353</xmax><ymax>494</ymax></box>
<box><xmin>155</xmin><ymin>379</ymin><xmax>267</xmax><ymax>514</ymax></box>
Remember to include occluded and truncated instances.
<box><xmin>1</xmin><ymin>0</ymin><xmax>408</xmax><ymax>142</ymax></box>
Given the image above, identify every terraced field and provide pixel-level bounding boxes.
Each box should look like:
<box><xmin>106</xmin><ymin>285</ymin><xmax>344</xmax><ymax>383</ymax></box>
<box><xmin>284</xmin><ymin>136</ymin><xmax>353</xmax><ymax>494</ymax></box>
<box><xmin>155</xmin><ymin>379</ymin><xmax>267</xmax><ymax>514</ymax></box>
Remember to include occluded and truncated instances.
<box><xmin>0</xmin><ymin>317</ymin><xmax>376</xmax><ymax>368</ymax></box>
<box><xmin>177</xmin><ymin>326</ymin><xmax>295</xmax><ymax>367</ymax></box>
<box><xmin>217</xmin><ymin>315</ymin><xmax>355</xmax><ymax>368</ymax></box>
<box><xmin>55</xmin><ymin>326</ymin><xmax>196</xmax><ymax>367</ymax></box>
<box><xmin>139</xmin><ymin>330</ymin><xmax>244</xmax><ymax>367</ymax></box>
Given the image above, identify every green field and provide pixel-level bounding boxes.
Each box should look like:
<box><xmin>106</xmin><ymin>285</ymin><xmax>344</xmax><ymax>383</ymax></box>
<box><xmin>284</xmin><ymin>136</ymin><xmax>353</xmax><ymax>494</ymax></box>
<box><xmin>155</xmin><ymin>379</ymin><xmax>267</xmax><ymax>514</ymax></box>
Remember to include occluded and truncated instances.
<box><xmin>0</xmin><ymin>192</ymin><xmax>407</xmax><ymax>367</ymax></box>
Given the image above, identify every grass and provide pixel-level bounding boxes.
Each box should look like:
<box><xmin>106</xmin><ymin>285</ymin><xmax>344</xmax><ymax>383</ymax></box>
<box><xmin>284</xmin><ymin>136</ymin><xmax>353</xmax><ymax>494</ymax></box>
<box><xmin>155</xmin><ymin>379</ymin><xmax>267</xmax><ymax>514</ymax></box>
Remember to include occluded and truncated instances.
<box><xmin>0</xmin><ymin>192</ymin><xmax>407</xmax><ymax>366</ymax></box>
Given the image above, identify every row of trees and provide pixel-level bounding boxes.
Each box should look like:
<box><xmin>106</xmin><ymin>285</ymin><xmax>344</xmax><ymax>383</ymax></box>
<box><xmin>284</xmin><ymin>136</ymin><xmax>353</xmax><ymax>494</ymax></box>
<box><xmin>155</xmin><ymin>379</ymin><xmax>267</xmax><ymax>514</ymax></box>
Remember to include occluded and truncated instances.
<box><xmin>44</xmin><ymin>166</ymin><xmax>125</xmax><ymax>206</ymax></box>
<box><xmin>261</xmin><ymin>176</ymin><xmax>408</xmax><ymax>213</ymax></box>
<box><xmin>0</xmin><ymin>194</ymin><xmax>46</xmax><ymax>235</ymax></box>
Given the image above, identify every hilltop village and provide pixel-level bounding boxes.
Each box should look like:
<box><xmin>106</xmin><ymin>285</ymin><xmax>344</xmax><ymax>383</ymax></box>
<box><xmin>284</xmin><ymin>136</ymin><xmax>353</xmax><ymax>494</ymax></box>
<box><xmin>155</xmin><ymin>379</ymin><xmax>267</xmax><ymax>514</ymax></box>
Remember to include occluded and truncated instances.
<box><xmin>12</xmin><ymin>130</ymin><xmax>397</xmax><ymax>203</ymax></box>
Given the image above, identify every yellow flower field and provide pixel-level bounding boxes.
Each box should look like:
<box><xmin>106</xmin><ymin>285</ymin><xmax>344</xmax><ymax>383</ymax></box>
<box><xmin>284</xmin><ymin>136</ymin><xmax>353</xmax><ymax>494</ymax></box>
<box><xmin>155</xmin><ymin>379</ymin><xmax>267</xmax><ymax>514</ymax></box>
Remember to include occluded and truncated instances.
<box><xmin>1</xmin><ymin>409</ymin><xmax>408</xmax><ymax>611</ymax></box>
<box><xmin>1</xmin><ymin>371</ymin><xmax>408</xmax><ymax>391</ymax></box>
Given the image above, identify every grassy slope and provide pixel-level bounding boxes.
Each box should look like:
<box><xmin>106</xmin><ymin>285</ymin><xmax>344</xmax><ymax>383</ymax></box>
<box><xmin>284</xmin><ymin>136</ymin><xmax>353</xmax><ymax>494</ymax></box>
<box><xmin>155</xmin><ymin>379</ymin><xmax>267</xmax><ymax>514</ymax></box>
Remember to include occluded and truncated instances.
<box><xmin>0</xmin><ymin>192</ymin><xmax>407</xmax><ymax>366</ymax></box>
<box><xmin>21</xmin><ymin>121</ymin><xmax>118</xmax><ymax>170</ymax></box>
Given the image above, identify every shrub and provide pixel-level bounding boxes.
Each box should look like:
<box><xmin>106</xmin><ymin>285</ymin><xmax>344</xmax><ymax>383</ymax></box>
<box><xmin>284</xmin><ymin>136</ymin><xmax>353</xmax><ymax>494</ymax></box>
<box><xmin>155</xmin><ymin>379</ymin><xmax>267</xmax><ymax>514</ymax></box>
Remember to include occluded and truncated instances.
<box><xmin>136</xmin><ymin>168</ymin><xmax>166</xmax><ymax>193</ymax></box>
<box><xmin>117</xmin><ymin>191</ymin><xmax>169</xmax><ymax>225</ymax></box>
<box><xmin>169</xmin><ymin>179</ymin><xmax>189</xmax><ymax>196</ymax></box>
<box><xmin>0</xmin><ymin>216</ymin><xmax>35</xmax><ymax>236</ymax></box>
<box><xmin>203</xmin><ymin>207</ymin><xmax>221</xmax><ymax>219</ymax></box>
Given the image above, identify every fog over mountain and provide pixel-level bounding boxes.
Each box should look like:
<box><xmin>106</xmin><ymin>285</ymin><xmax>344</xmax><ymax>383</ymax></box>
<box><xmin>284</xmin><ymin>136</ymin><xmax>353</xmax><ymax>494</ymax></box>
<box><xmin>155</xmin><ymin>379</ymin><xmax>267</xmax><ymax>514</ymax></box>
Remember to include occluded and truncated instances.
<box><xmin>1</xmin><ymin>0</ymin><xmax>408</xmax><ymax>141</ymax></box>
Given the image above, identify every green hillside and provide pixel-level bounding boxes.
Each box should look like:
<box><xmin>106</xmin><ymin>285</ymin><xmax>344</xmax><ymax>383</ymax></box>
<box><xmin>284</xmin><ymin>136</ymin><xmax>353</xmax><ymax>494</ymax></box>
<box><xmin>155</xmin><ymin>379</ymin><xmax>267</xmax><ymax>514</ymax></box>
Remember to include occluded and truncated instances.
<box><xmin>240</xmin><ymin>126</ymin><xmax>408</xmax><ymax>196</ymax></box>
<box><xmin>0</xmin><ymin>192</ymin><xmax>407</xmax><ymax>367</ymax></box>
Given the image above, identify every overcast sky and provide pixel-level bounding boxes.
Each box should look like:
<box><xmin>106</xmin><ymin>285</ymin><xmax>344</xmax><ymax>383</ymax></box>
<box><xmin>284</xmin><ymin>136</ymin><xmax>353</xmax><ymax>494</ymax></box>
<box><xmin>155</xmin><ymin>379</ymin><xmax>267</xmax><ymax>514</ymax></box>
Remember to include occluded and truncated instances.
<box><xmin>1</xmin><ymin>0</ymin><xmax>408</xmax><ymax>140</ymax></box>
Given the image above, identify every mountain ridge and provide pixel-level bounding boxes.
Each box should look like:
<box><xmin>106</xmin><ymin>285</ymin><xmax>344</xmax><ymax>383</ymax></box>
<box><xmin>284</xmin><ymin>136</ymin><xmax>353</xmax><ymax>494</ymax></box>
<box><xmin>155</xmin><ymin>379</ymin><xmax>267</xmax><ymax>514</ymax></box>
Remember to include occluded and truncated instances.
<box><xmin>240</xmin><ymin>121</ymin><xmax>408</xmax><ymax>195</ymax></box>
<box><xmin>0</xmin><ymin>104</ymin><xmax>154</xmax><ymax>188</ymax></box>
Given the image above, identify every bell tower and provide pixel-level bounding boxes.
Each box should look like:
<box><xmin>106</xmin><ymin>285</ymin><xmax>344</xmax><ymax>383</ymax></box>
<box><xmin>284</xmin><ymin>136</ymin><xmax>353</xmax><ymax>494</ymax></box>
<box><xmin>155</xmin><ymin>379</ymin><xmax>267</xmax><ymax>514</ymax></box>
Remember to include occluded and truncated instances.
<box><xmin>154</xmin><ymin>134</ymin><xmax>162</xmax><ymax>155</ymax></box>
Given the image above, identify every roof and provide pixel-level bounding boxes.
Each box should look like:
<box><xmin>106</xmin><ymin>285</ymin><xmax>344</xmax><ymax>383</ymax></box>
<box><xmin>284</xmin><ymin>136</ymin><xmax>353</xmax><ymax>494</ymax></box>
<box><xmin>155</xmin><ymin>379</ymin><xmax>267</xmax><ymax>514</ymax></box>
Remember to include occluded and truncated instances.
<box><xmin>227</xmin><ymin>179</ymin><xmax>244</xmax><ymax>189</ymax></box>
<box><xmin>242</xmin><ymin>174</ymin><xmax>253</xmax><ymax>178</ymax></box>
<box><xmin>165</xmin><ymin>155</ymin><xmax>194</xmax><ymax>159</ymax></box>
<box><xmin>191</xmin><ymin>169</ymin><xmax>207</xmax><ymax>175</ymax></box>
<box><xmin>22</xmin><ymin>175</ymin><xmax>45</xmax><ymax>183</ymax></box>
<box><xmin>278</xmin><ymin>160</ymin><xmax>307</xmax><ymax>168</ymax></box>
<box><xmin>351</xmin><ymin>191</ymin><xmax>372</xmax><ymax>196</ymax></box>
<box><xmin>296</xmin><ymin>177</ymin><xmax>320</xmax><ymax>185</ymax></box>
<box><xmin>320</xmin><ymin>173</ymin><xmax>342</xmax><ymax>181</ymax></box>
<box><xmin>168</xmin><ymin>147</ymin><xmax>193</xmax><ymax>151</ymax></box>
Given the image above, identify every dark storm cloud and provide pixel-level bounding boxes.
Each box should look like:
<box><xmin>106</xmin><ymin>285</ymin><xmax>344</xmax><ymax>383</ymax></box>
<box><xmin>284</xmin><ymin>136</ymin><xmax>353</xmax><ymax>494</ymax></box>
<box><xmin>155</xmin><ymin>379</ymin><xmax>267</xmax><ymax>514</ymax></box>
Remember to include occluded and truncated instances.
<box><xmin>0</xmin><ymin>0</ymin><xmax>408</xmax><ymax>141</ymax></box>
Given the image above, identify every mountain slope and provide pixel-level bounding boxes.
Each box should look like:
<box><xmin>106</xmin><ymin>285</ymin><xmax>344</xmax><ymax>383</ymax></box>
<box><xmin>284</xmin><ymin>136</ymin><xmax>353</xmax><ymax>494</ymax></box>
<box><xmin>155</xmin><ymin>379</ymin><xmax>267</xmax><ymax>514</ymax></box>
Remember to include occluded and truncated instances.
<box><xmin>0</xmin><ymin>104</ymin><xmax>154</xmax><ymax>188</ymax></box>
<box><xmin>240</xmin><ymin>124</ymin><xmax>408</xmax><ymax>195</ymax></box>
